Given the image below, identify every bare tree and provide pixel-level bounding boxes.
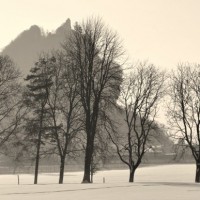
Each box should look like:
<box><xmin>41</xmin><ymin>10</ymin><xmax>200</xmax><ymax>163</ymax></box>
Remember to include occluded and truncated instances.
<box><xmin>107</xmin><ymin>63</ymin><xmax>165</xmax><ymax>182</ymax></box>
<box><xmin>64</xmin><ymin>17</ymin><xmax>123</xmax><ymax>183</ymax></box>
<box><xmin>45</xmin><ymin>51</ymin><xmax>83</xmax><ymax>184</ymax></box>
<box><xmin>168</xmin><ymin>63</ymin><xmax>200</xmax><ymax>183</ymax></box>
<box><xmin>0</xmin><ymin>55</ymin><xmax>25</xmax><ymax>147</ymax></box>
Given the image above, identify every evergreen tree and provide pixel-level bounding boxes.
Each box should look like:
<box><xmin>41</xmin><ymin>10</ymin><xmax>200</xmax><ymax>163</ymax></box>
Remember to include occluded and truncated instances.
<box><xmin>24</xmin><ymin>57</ymin><xmax>54</xmax><ymax>184</ymax></box>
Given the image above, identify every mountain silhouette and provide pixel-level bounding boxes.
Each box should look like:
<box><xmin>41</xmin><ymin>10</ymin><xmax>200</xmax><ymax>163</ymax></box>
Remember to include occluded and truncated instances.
<box><xmin>1</xmin><ymin>19</ymin><xmax>71</xmax><ymax>76</ymax></box>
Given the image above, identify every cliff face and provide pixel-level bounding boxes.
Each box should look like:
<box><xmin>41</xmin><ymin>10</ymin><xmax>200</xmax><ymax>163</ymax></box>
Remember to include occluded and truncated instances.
<box><xmin>1</xmin><ymin>19</ymin><xmax>71</xmax><ymax>76</ymax></box>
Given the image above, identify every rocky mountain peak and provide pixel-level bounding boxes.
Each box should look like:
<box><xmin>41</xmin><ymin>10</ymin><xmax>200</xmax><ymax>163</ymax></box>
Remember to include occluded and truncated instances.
<box><xmin>1</xmin><ymin>20</ymin><xmax>72</xmax><ymax>76</ymax></box>
<box><xmin>56</xmin><ymin>18</ymin><xmax>71</xmax><ymax>35</ymax></box>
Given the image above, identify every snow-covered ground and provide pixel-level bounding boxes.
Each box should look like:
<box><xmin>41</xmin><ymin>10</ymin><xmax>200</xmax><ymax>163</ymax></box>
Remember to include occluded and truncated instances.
<box><xmin>0</xmin><ymin>164</ymin><xmax>199</xmax><ymax>200</ymax></box>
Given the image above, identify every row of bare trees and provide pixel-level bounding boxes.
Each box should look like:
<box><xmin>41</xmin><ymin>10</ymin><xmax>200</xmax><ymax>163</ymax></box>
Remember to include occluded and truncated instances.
<box><xmin>1</xmin><ymin>17</ymin><xmax>200</xmax><ymax>183</ymax></box>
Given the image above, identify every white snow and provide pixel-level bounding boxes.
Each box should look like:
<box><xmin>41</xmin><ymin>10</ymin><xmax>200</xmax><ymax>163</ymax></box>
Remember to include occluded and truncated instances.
<box><xmin>0</xmin><ymin>164</ymin><xmax>199</xmax><ymax>200</ymax></box>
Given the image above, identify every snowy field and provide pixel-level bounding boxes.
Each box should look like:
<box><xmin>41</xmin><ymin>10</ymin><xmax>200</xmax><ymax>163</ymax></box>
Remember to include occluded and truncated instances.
<box><xmin>0</xmin><ymin>164</ymin><xmax>199</xmax><ymax>200</ymax></box>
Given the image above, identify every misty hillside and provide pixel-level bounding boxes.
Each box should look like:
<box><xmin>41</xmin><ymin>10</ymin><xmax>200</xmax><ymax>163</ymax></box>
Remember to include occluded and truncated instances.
<box><xmin>1</xmin><ymin>19</ymin><xmax>71</xmax><ymax>76</ymax></box>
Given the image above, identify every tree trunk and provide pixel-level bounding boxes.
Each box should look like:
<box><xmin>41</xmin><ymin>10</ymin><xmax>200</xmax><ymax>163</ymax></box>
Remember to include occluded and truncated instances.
<box><xmin>34</xmin><ymin>130</ymin><xmax>42</xmax><ymax>184</ymax></box>
<box><xmin>129</xmin><ymin>168</ymin><xmax>135</xmax><ymax>183</ymax></box>
<box><xmin>82</xmin><ymin>142</ymin><xmax>93</xmax><ymax>183</ymax></box>
<box><xmin>195</xmin><ymin>162</ymin><xmax>200</xmax><ymax>183</ymax></box>
<box><xmin>82</xmin><ymin>111</ymin><xmax>97</xmax><ymax>183</ymax></box>
<box><xmin>91</xmin><ymin>172</ymin><xmax>93</xmax><ymax>183</ymax></box>
<box><xmin>34</xmin><ymin>108</ymin><xmax>45</xmax><ymax>185</ymax></box>
<box><xmin>59</xmin><ymin>156</ymin><xmax>66</xmax><ymax>184</ymax></box>
<box><xmin>90</xmin><ymin>156</ymin><xmax>94</xmax><ymax>183</ymax></box>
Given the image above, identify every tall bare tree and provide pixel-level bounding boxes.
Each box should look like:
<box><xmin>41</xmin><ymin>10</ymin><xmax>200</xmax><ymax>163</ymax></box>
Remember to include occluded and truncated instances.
<box><xmin>107</xmin><ymin>63</ymin><xmax>165</xmax><ymax>182</ymax></box>
<box><xmin>45</xmin><ymin>52</ymin><xmax>82</xmax><ymax>184</ymax></box>
<box><xmin>0</xmin><ymin>55</ymin><xmax>24</xmax><ymax>147</ymax></box>
<box><xmin>168</xmin><ymin>63</ymin><xmax>200</xmax><ymax>183</ymax></box>
<box><xmin>64</xmin><ymin>18</ymin><xmax>123</xmax><ymax>183</ymax></box>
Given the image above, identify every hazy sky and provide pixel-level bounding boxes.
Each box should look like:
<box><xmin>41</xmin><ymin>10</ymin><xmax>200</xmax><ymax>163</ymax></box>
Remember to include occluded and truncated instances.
<box><xmin>1</xmin><ymin>0</ymin><xmax>200</xmax><ymax>69</ymax></box>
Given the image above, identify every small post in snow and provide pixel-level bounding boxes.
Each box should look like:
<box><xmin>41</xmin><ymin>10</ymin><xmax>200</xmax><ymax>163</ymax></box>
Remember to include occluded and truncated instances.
<box><xmin>103</xmin><ymin>177</ymin><xmax>105</xmax><ymax>183</ymax></box>
<box><xmin>17</xmin><ymin>174</ymin><xmax>20</xmax><ymax>185</ymax></box>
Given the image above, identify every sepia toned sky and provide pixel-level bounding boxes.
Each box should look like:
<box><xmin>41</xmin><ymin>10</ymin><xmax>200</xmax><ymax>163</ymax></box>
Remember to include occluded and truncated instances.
<box><xmin>1</xmin><ymin>0</ymin><xmax>200</xmax><ymax>69</ymax></box>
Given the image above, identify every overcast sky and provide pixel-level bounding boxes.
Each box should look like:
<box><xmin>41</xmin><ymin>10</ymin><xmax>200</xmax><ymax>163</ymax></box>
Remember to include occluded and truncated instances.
<box><xmin>1</xmin><ymin>0</ymin><xmax>200</xmax><ymax>69</ymax></box>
